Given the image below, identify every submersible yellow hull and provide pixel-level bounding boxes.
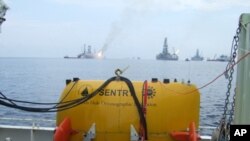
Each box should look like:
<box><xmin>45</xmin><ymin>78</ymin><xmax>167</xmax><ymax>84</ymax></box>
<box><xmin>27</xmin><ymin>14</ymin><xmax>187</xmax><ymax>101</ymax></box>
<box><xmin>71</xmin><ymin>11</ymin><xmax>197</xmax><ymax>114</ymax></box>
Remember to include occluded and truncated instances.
<box><xmin>56</xmin><ymin>78</ymin><xmax>200</xmax><ymax>141</ymax></box>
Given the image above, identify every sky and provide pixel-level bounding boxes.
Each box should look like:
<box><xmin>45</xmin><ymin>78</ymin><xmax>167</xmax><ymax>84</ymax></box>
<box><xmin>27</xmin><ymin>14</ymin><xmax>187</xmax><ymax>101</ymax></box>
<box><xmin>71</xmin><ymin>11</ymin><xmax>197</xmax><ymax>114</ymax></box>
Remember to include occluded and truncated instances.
<box><xmin>0</xmin><ymin>0</ymin><xmax>249</xmax><ymax>60</ymax></box>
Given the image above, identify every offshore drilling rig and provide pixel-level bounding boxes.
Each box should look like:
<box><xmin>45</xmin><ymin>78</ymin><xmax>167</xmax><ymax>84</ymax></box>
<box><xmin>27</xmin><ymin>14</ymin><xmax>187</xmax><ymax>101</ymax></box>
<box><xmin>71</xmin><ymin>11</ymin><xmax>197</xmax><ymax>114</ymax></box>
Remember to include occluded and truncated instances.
<box><xmin>156</xmin><ymin>37</ymin><xmax>178</xmax><ymax>61</ymax></box>
<box><xmin>64</xmin><ymin>44</ymin><xmax>104</xmax><ymax>59</ymax></box>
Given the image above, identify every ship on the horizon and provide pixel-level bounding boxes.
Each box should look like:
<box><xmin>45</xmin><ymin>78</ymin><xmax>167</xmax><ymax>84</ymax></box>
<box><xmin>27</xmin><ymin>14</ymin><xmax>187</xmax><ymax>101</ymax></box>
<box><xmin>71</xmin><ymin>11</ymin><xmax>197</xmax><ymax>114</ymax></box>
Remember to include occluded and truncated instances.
<box><xmin>191</xmin><ymin>49</ymin><xmax>204</xmax><ymax>61</ymax></box>
<box><xmin>207</xmin><ymin>54</ymin><xmax>231</xmax><ymax>62</ymax></box>
<box><xmin>156</xmin><ymin>37</ymin><xmax>178</xmax><ymax>61</ymax></box>
<box><xmin>64</xmin><ymin>45</ymin><xmax>104</xmax><ymax>59</ymax></box>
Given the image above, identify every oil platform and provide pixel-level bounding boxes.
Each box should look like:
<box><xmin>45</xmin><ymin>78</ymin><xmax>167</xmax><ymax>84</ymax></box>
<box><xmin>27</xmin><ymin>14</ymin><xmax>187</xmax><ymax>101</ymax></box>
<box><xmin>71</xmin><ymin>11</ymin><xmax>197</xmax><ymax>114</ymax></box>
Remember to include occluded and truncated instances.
<box><xmin>191</xmin><ymin>49</ymin><xmax>204</xmax><ymax>61</ymax></box>
<box><xmin>64</xmin><ymin>45</ymin><xmax>103</xmax><ymax>59</ymax></box>
<box><xmin>156</xmin><ymin>37</ymin><xmax>178</xmax><ymax>61</ymax></box>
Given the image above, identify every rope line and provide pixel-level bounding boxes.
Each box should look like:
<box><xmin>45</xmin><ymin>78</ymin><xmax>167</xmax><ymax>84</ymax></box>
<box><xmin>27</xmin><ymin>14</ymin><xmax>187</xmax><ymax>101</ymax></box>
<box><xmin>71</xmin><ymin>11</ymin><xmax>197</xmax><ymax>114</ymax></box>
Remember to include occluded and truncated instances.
<box><xmin>193</xmin><ymin>51</ymin><xmax>250</xmax><ymax>94</ymax></box>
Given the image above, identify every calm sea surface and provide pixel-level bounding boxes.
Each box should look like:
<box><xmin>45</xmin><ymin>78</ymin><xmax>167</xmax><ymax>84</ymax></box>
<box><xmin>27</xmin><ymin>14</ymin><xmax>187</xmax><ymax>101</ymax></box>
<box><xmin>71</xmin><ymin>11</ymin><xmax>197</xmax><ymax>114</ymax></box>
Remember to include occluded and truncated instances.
<box><xmin>0</xmin><ymin>58</ymin><xmax>236</xmax><ymax>135</ymax></box>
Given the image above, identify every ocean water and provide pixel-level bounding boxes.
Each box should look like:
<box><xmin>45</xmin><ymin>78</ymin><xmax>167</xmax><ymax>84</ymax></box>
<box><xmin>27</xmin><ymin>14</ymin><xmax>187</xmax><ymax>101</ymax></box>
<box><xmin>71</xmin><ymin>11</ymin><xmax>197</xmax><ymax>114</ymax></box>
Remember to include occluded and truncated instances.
<box><xmin>0</xmin><ymin>58</ymin><xmax>236</xmax><ymax>135</ymax></box>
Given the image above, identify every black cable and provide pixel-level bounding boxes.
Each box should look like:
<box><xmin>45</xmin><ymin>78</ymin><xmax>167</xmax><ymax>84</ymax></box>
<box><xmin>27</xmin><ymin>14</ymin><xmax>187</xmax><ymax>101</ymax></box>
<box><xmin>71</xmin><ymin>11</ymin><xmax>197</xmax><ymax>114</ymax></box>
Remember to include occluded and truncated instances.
<box><xmin>120</xmin><ymin>76</ymin><xmax>148</xmax><ymax>140</ymax></box>
<box><xmin>0</xmin><ymin>76</ymin><xmax>148</xmax><ymax>139</ymax></box>
<box><xmin>55</xmin><ymin>80</ymin><xmax>79</xmax><ymax>106</ymax></box>
<box><xmin>0</xmin><ymin>81</ymin><xmax>79</xmax><ymax>105</ymax></box>
<box><xmin>0</xmin><ymin>76</ymin><xmax>116</xmax><ymax>112</ymax></box>
<box><xmin>0</xmin><ymin>91</ymin><xmax>17</xmax><ymax>106</ymax></box>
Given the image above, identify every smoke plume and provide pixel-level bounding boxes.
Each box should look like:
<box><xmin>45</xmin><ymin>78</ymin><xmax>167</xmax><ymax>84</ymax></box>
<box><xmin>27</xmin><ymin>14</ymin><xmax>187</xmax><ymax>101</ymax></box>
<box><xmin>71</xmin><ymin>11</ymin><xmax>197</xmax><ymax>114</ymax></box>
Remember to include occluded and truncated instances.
<box><xmin>101</xmin><ymin>0</ymin><xmax>152</xmax><ymax>54</ymax></box>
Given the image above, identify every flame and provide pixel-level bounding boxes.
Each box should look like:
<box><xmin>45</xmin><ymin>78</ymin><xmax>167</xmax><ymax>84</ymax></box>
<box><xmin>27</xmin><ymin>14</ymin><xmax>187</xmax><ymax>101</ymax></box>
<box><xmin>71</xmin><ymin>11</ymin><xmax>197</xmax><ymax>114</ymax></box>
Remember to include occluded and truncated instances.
<box><xmin>97</xmin><ymin>51</ymin><xmax>103</xmax><ymax>58</ymax></box>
